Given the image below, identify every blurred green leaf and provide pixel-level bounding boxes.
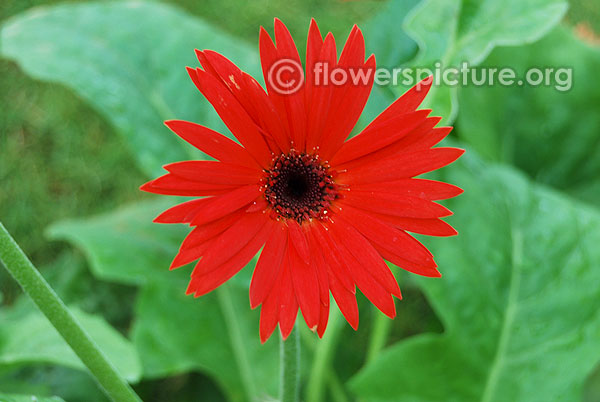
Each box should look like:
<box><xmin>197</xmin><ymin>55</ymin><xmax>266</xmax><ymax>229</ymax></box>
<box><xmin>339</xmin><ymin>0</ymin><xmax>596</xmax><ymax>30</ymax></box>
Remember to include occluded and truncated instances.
<box><xmin>0</xmin><ymin>303</ymin><xmax>141</xmax><ymax>383</ymax></box>
<box><xmin>457</xmin><ymin>26</ymin><xmax>600</xmax><ymax>204</ymax></box>
<box><xmin>0</xmin><ymin>1</ymin><xmax>260</xmax><ymax>178</ymax></box>
<box><xmin>132</xmin><ymin>281</ymin><xmax>279</xmax><ymax>402</ymax></box>
<box><xmin>349</xmin><ymin>153</ymin><xmax>600</xmax><ymax>401</ymax></box>
<box><xmin>46</xmin><ymin>199</ymin><xmax>186</xmax><ymax>286</ymax></box>
<box><xmin>48</xmin><ymin>201</ymin><xmax>278</xmax><ymax>401</ymax></box>
<box><xmin>364</xmin><ymin>0</ymin><xmax>568</xmax><ymax>123</ymax></box>
<box><xmin>0</xmin><ymin>394</ymin><xmax>64</xmax><ymax>402</ymax></box>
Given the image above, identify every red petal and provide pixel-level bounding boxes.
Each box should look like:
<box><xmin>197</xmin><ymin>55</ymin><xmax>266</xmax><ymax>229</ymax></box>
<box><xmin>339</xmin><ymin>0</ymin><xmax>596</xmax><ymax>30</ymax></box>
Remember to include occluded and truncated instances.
<box><xmin>319</xmin><ymin>27</ymin><xmax>375</xmax><ymax>159</ymax></box>
<box><xmin>259</xmin><ymin>276</ymin><xmax>281</xmax><ymax>343</ymax></box>
<box><xmin>339</xmin><ymin>147</ymin><xmax>465</xmax><ymax>184</ymax></box>
<box><xmin>365</xmin><ymin>76</ymin><xmax>433</xmax><ymax>129</ymax></box>
<box><xmin>330</xmin><ymin>218</ymin><xmax>401</xmax><ymax>298</ymax></box>
<box><xmin>311</xmin><ymin>239</ymin><xmax>331</xmax><ymax>337</ymax></box>
<box><xmin>187</xmin><ymin>219</ymin><xmax>275</xmax><ymax>297</ymax></box>
<box><xmin>250</xmin><ymin>224</ymin><xmax>287</xmax><ymax>308</ymax></box>
<box><xmin>311</xmin><ymin>224</ymin><xmax>355</xmax><ymax>293</ymax></box>
<box><xmin>349</xmin><ymin>178</ymin><xmax>463</xmax><ymax>201</ymax></box>
<box><xmin>199</xmin><ymin>50</ymin><xmax>289</xmax><ymax>154</ymax></box>
<box><xmin>153</xmin><ymin>198</ymin><xmax>210</xmax><ymax>224</ymax></box>
<box><xmin>329</xmin><ymin>271</ymin><xmax>359</xmax><ymax>330</ymax></box>
<box><xmin>331</xmin><ymin>110</ymin><xmax>430</xmax><ymax>166</ymax></box>
<box><xmin>289</xmin><ymin>238</ymin><xmax>320</xmax><ymax>331</ymax></box>
<box><xmin>395</xmin><ymin>126</ymin><xmax>453</xmax><ymax>154</ymax></box>
<box><xmin>337</xmin><ymin>205</ymin><xmax>436</xmax><ymax>269</ymax></box>
<box><xmin>164</xmin><ymin>161</ymin><xmax>259</xmax><ymax>186</ymax></box>
<box><xmin>305</xmin><ymin>19</ymin><xmax>324</xmax><ymax>114</ymax></box>
<box><xmin>328</xmin><ymin>222</ymin><xmax>396</xmax><ymax>318</ymax></box>
<box><xmin>341</xmin><ymin>190</ymin><xmax>452</xmax><ymax>219</ymax></box>
<box><xmin>376</xmin><ymin>215</ymin><xmax>458</xmax><ymax>237</ymax></box>
<box><xmin>190</xmin><ymin>185</ymin><xmax>261</xmax><ymax>226</ymax></box>
<box><xmin>191</xmin><ymin>211</ymin><xmax>269</xmax><ymax>276</ymax></box>
<box><xmin>336</xmin><ymin>116</ymin><xmax>445</xmax><ymax>171</ymax></box>
<box><xmin>188</xmin><ymin>68</ymin><xmax>272</xmax><ymax>166</ymax></box>
<box><xmin>273</xmin><ymin>18</ymin><xmax>307</xmax><ymax>149</ymax></box>
<box><xmin>287</xmin><ymin>220</ymin><xmax>310</xmax><ymax>264</ymax></box>
<box><xmin>374</xmin><ymin>245</ymin><xmax>441</xmax><ymax>278</ymax></box>
<box><xmin>278</xmin><ymin>258</ymin><xmax>299</xmax><ymax>339</ymax></box>
<box><xmin>170</xmin><ymin>209</ymin><xmax>246</xmax><ymax>269</ymax></box>
<box><xmin>164</xmin><ymin>120</ymin><xmax>258</xmax><ymax>169</ymax></box>
<box><xmin>305</xmin><ymin>34</ymin><xmax>337</xmax><ymax>151</ymax></box>
<box><xmin>140</xmin><ymin>174</ymin><xmax>236</xmax><ymax>196</ymax></box>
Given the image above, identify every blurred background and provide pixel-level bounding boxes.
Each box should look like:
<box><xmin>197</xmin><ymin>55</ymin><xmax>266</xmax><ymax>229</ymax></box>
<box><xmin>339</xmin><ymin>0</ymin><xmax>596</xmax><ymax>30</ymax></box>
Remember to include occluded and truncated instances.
<box><xmin>1</xmin><ymin>0</ymin><xmax>599</xmax><ymax>401</ymax></box>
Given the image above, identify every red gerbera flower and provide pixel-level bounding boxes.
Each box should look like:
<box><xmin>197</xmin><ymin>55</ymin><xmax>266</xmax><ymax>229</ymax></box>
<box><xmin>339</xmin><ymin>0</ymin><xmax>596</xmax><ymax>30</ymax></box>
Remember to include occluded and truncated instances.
<box><xmin>141</xmin><ymin>18</ymin><xmax>464</xmax><ymax>342</ymax></box>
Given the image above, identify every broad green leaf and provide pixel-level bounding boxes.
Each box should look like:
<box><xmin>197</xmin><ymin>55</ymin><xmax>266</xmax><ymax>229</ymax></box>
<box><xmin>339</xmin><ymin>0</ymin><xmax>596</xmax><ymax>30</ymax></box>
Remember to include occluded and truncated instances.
<box><xmin>132</xmin><ymin>281</ymin><xmax>278</xmax><ymax>402</ymax></box>
<box><xmin>0</xmin><ymin>2</ymin><xmax>260</xmax><ymax>178</ymax></box>
<box><xmin>349</xmin><ymin>153</ymin><xmax>600</xmax><ymax>401</ymax></box>
<box><xmin>364</xmin><ymin>0</ymin><xmax>568</xmax><ymax>123</ymax></box>
<box><xmin>457</xmin><ymin>27</ymin><xmax>600</xmax><ymax>204</ymax></box>
<box><xmin>47</xmin><ymin>199</ymin><xmax>186</xmax><ymax>286</ymax></box>
<box><xmin>0</xmin><ymin>394</ymin><xmax>64</xmax><ymax>402</ymax></box>
<box><xmin>0</xmin><ymin>302</ymin><xmax>141</xmax><ymax>382</ymax></box>
<box><xmin>48</xmin><ymin>202</ymin><xmax>279</xmax><ymax>401</ymax></box>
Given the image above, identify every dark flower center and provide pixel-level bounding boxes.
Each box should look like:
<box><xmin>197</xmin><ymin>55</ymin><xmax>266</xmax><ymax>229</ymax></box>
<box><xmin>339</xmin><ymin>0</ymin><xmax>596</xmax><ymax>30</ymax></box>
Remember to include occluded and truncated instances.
<box><xmin>263</xmin><ymin>150</ymin><xmax>337</xmax><ymax>222</ymax></box>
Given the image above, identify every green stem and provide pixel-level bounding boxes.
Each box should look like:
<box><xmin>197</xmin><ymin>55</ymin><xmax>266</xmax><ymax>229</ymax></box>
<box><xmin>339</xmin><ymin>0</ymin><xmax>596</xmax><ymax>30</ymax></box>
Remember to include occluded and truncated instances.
<box><xmin>0</xmin><ymin>223</ymin><xmax>142</xmax><ymax>402</ymax></box>
<box><xmin>280</xmin><ymin>325</ymin><xmax>300</xmax><ymax>402</ymax></box>
<box><xmin>366</xmin><ymin>310</ymin><xmax>392</xmax><ymax>363</ymax></box>
<box><xmin>216</xmin><ymin>285</ymin><xmax>257</xmax><ymax>401</ymax></box>
<box><xmin>306</xmin><ymin>308</ymin><xmax>343</xmax><ymax>402</ymax></box>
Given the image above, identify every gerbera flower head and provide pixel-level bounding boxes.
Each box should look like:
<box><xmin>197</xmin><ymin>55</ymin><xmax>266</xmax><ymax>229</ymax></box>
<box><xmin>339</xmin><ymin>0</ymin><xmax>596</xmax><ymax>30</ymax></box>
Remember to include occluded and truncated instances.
<box><xmin>141</xmin><ymin>18</ymin><xmax>464</xmax><ymax>342</ymax></box>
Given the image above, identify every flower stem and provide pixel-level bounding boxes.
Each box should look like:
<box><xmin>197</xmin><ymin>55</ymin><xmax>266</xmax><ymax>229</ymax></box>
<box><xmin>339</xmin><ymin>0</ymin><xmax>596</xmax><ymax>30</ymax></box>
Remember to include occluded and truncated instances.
<box><xmin>366</xmin><ymin>309</ymin><xmax>392</xmax><ymax>363</ymax></box>
<box><xmin>280</xmin><ymin>324</ymin><xmax>300</xmax><ymax>402</ymax></box>
<box><xmin>306</xmin><ymin>308</ymin><xmax>343</xmax><ymax>402</ymax></box>
<box><xmin>0</xmin><ymin>223</ymin><xmax>142</xmax><ymax>402</ymax></box>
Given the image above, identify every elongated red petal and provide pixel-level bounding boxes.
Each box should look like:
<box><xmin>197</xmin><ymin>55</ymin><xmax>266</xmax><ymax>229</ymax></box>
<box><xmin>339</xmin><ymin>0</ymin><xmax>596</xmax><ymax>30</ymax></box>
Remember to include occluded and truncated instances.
<box><xmin>339</xmin><ymin>148</ymin><xmax>465</xmax><ymax>185</ymax></box>
<box><xmin>199</xmin><ymin>50</ymin><xmax>289</xmax><ymax>154</ymax></box>
<box><xmin>337</xmin><ymin>204</ymin><xmax>436</xmax><ymax>268</ymax></box>
<box><xmin>250</xmin><ymin>225</ymin><xmax>288</xmax><ymax>308</ymax></box>
<box><xmin>188</xmin><ymin>68</ymin><xmax>272</xmax><ymax>166</ymax></box>
<box><xmin>191</xmin><ymin>185</ymin><xmax>261</xmax><ymax>226</ymax></box>
<box><xmin>287</xmin><ymin>220</ymin><xmax>310</xmax><ymax>264</ymax></box>
<box><xmin>328</xmin><ymin>223</ymin><xmax>396</xmax><ymax>318</ymax></box>
<box><xmin>341</xmin><ymin>191</ymin><xmax>452</xmax><ymax>219</ymax></box>
<box><xmin>140</xmin><ymin>174</ymin><xmax>236</xmax><ymax>196</ymax></box>
<box><xmin>164</xmin><ymin>160</ymin><xmax>259</xmax><ymax>186</ymax></box>
<box><xmin>336</xmin><ymin>116</ymin><xmax>446</xmax><ymax>171</ymax></box>
<box><xmin>376</xmin><ymin>214</ymin><xmax>458</xmax><ymax>237</ymax></box>
<box><xmin>364</xmin><ymin>76</ymin><xmax>433</xmax><ymax>129</ymax></box>
<box><xmin>272</xmin><ymin>18</ymin><xmax>307</xmax><ymax>149</ymax></box>
<box><xmin>374</xmin><ymin>245</ymin><xmax>441</xmax><ymax>278</ymax></box>
<box><xmin>164</xmin><ymin>120</ymin><xmax>258</xmax><ymax>169</ymax></box>
<box><xmin>259</xmin><ymin>275</ymin><xmax>281</xmax><ymax>343</ymax></box>
<box><xmin>349</xmin><ymin>178</ymin><xmax>463</xmax><ymax>201</ymax></box>
<box><xmin>153</xmin><ymin>198</ymin><xmax>210</xmax><ymax>224</ymax></box>
<box><xmin>170</xmin><ymin>210</ymin><xmax>246</xmax><ymax>269</ymax></box>
<box><xmin>289</xmin><ymin>238</ymin><xmax>320</xmax><ymax>330</ymax></box>
<box><xmin>191</xmin><ymin>211</ymin><xmax>269</xmax><ymax>276</ymax></box>
<box><xmin>305</xmin><ymin>18</ymin><xmax>324</xmax><ymax>114</ymax></box>
<box><xmin>328</xmin><ymin>270</ymin><xmax>359</xmax><ymax>330</ymax></box>
<box><xmin>331</xmin><ymin>110</ymin><xmax>430</xmax><ymax>166</ymax></box>
<box><xmin>278</xmin><ymin>258</ymin><xmax>299</xmax><ymax>339</ymax></box>
<box><xmin>311</xmin><ymin>224</ymin><xmax>355</xmax><ymax>293</ymax></box>
<box><xmin>187</xmin><ymin>220</ymin><xmax>275</xmax><ymax>297</ymax></box>
<box><xmin>305</xmin><ymin>33</ymin><xmax>337</xmax><ymax>151</ymax></box>
<box><xmin>320</xmin><ymin>28</ymin><xmax>374</xmax><ymax>159</ymax></box>
<box><xmin>331</xmin><ymin>217</ymin><xmax>401</xmax><ymax>298</ymax></box>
